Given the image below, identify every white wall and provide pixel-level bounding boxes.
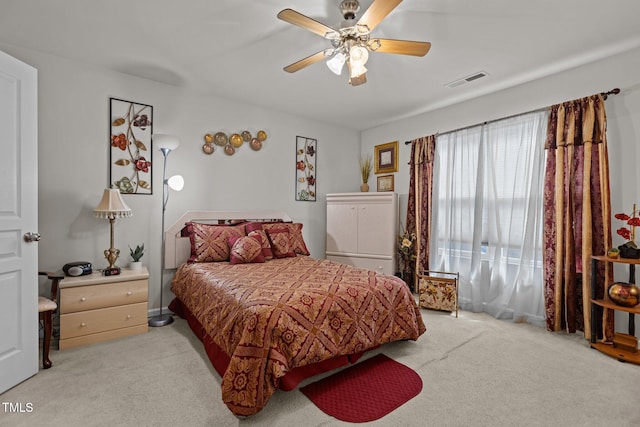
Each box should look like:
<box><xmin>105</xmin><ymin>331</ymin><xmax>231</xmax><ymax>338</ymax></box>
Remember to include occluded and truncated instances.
<box><xmin>4</xmin><ymin>40</ymin><xmax>639</xmax><ymax>332</ymax></box>
<box><xmin>0</xmin><ymin>44</ymin><xmax>361</xmax><ymax>313</ymax></box>
<box><xmin>361</xmin><ymin>46</ymin><xmax>640</xmax><ymax>335</ymax></box>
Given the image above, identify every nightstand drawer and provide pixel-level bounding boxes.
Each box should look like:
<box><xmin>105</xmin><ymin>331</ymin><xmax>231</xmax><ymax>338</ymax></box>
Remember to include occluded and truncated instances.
<box><xmin>59</xmin><ymin>302</ymin><xmax>148</xmax><ymax>339</ymax></box>
<box><xmin>60</xmin><ymin>279</ymin><xmax>148</xmax><ymax>314</ymax></box>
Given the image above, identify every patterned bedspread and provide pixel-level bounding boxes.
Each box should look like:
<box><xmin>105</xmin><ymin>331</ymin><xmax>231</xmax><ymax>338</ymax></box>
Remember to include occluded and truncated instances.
<box><xmin>171</xmin><ymin>256</ymin><xmax>426</xmax><ymax>416</ymax></box>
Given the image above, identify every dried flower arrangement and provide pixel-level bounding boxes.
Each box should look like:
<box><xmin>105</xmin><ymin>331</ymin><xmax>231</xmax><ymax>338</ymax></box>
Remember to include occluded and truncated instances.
<box><xmin>359</xmin><ymin>155</ymin><xmax>372</xmax><ymax>184</ymax></box>
<box><xmin>614</xmin><ymin>204</ymin><xmax>640</xmax><ymax>258</ymax></box>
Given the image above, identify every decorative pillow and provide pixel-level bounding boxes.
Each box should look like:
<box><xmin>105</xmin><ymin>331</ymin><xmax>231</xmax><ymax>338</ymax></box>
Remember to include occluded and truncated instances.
<box><xmin>245</xmin><ymin>222</ymin><xmax>273</xmax><ymax>260</ymax></box>
<box><xmin>227</xmin><ymin>235</ymin><xmax>265</xmax><ymax>264</ymax></box>
<box><xmin>263</xmin><ymin>222</ymin><xmax>310</xmax><ymax>255</ymax></box>
<box><xmin>185</xmin><ymin>222</ymin><xmax>245</xmax><ymax>262</ymax></box>
<box><xmin>265</xmin><ymin>228</ymin><xmax>296</xmax><ymax>258</ymax></box>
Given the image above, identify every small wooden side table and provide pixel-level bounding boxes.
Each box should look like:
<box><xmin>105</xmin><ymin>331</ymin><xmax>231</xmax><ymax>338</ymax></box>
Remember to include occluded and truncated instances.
<box><xmin>58</xmin><ymin>267</ymin><xmax>149</xmax><ymax>350</ymax></box>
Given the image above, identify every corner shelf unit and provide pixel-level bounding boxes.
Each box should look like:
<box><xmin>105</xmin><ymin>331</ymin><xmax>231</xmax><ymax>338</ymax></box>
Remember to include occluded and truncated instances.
<box><xmin>590</xmin><ymin>255</ymin><xmax>640</xmax><ymax>364</ymax></box>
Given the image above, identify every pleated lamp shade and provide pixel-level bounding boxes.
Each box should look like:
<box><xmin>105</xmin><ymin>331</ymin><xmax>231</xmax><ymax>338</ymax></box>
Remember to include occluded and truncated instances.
<box><xmin>93</xmin><ymin>188</ymin><xmax>133</xmax><ymax>219</ymax></box>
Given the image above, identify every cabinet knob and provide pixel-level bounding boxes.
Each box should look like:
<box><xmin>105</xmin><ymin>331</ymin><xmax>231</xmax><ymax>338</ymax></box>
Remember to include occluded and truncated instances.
<box><xmin>126</xmin><ymin>291</ymin><xmax>132</xmax><ymax>296</ymax></box>
<box><xmin>126</xmin><ymin>314</ymin><xmax>132</xmax><ymax>319</ymax></box>
<box><xmin>80</xmin><ymin>322</ymin><xmax>86</xmax><ymax>327</ymax></box>
<box><xmin>80</xmin><ymin>297</ymin><xmax>87</xmax><ymax>302</ymax></box>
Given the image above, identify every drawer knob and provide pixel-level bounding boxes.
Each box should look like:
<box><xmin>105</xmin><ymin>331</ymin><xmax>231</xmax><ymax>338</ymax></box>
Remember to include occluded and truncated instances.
<box><xmin>80</xmin><ymin>322</ymin><xmax>86</xmax><ymax>327</ymax></box>
<box><xmin>126</xmin><ymin>314</ymin><xmax>132</xmax><ymax>319</ymax></box>
<box><xmin>126</xmin><ymin>291</ymin><xmax>132</xmax><ymax>296</ymax></box>
<box><xmin>80</xmin><ymin>297</ymin><xmax>87</xmax><ymax>302</ymax></box>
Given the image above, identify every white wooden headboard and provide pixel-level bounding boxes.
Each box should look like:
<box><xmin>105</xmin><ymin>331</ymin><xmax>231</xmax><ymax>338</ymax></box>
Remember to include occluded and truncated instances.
<box><xmin>164</xmin><ymin>210</ymin><xmax>293</xmax><ymax>269</ymax></box>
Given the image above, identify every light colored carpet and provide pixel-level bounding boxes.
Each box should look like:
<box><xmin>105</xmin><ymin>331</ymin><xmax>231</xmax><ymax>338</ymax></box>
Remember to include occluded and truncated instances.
<box><xmin>2</xmin><ymin>309</ymin><xmax>639</xmax><ymax>427</ymax></box>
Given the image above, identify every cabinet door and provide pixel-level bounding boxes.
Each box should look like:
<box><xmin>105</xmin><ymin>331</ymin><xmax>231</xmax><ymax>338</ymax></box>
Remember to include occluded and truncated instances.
<box><xmin>357</xmin><ymin>202</ymin><xmax>394</xmax><ymax>256</ymax></box>
<box><xmin>327</xmin><ymin>203</ymin><xmax>358</xmax><ymax>253</ymax></box>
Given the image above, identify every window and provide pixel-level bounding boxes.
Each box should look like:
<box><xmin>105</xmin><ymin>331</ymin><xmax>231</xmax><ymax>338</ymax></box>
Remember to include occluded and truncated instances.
<box><xmin>430</xmin><ymin>111</ymin><xmax>548</xmax><ymax>325</ymax></box>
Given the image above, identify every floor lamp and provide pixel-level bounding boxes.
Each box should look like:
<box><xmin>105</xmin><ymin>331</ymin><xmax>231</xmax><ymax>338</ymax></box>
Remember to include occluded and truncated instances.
<box><xmin>148</xmin><ymin>134</ymin><xmax>184</xmax><ymax>327</ymax></box>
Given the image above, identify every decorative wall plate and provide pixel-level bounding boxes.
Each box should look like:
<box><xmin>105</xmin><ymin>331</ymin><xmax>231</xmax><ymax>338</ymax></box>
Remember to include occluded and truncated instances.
<box><xmin>202</xmin><ymin>143</ymin><xmax>214</xmax><ymax>154</ymax></box>
<box><xmin>257</xmin><ymin>130</ymin><xmax>267</xmax><ymax>141</ymax></box>
<box><xmin>224</xmin><ymin>144</ymin><xmax>235</xmax><ymax>155</ymax></box>
<box><xmin>241</xmin><ymin>131</ymin><xmax>252</xmax><ymax>142</ymax></box>
<box><xmin>230</xmin><ymin>133</ymin><xmax>243</xmax><ymax>148</ymax></box>
<box><xmin>214</xmin><ymin>132</ymin><xmax>228</xmax><ymax>146</ymax></box>
<box><xmin>204</xmin><ymin>133</ymin><xmax>214</xmax><ymax>144</ymax></box>
<box><xmin>250</xmin><ymin>138</ymin><xmax>262</xmax><ymax>151</ymax></box>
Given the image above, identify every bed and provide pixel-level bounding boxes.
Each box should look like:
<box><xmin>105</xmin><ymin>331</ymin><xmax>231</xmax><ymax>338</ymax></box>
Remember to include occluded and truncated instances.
<box><xmin>165</xmin><ymin>211</ymin><xmax>426</xmax><ymax>416</ymax></box>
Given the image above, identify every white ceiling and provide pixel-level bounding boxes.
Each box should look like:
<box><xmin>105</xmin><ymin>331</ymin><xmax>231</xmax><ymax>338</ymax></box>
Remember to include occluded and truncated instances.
<box><xmin>2</xmin><ymin>0</ymin><xmax>640</xmax><ymax>131</ymax></box>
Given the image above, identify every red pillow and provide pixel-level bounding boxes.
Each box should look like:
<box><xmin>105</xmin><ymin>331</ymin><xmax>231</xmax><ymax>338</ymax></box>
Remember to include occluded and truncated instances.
<box><xmin>227</xmin><ymin>235</ymin><xmax>265</xmax><ymax>264</ymax></box>
<box><xmin>185</xmin><ymin>222</ymin><xmax>245</xmax><ymax>262</ymax></box>
<box><xmin>263</xmin><ymin>222</ymin><xmax>310</xmax><ymax>256</ymax></box>
<box><xmin>265</xmin><ymin>228</ymin><xmax>296</xmax><ymax>258</ymax></box>
<box><xmin>245</xmin><ymin>222</ymin><xmax>273</xmax><ymax>260</ymax></box>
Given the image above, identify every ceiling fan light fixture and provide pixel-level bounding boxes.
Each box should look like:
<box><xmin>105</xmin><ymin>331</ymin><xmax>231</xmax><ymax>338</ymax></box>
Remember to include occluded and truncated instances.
<box><xmin>277</xmin><ymin>0</ymin><xmax>432</xmax><ymax>86</ymax></box>
<box><xmin>349</xmin><ymin>61</ymin><xmax>367</xmax><ymax>79</ymax></box>
<box><xmin>349</xmin><ymin>45</ymin><xmax>369</xmax><ymax>66</ymax></box>
<box><xmin>327</xmin><ymin>52</ymin><xmax>346</xmax><ymax>75</ymax></box>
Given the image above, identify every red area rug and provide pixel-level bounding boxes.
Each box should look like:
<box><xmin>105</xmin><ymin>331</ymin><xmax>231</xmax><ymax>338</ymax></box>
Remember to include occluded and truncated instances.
<box><xmin>300</xmin><ymin>354</ymin><xmax>422</xmax><ymax>423</ymax></box>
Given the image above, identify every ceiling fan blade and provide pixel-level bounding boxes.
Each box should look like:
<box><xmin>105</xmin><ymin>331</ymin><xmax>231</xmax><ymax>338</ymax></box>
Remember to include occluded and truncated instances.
<box><xmin>277</xmin><ymin>9</ymin><xmax>337</xmax><ymax>38</ymax></box>
<box><xmin>357</xmin><ymin>0</ymin><xmax>402</xmax><ymax>32</ymax></box>
<box><xmin>372</xmin><ymin>39</ymin><xmax>431</xmax><ymax>56</ymax></box>
<box><xmin>283</xmin><ymin>50</ymin><xmax>327</xmax><ymax>73</ymax></box>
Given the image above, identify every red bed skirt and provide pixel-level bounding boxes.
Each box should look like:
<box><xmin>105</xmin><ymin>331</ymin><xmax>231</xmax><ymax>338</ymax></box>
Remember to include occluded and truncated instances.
<box><xmin>168</xmin><ymin>298</ymin><xmax>363</xmax><ymax>391</ymax></box>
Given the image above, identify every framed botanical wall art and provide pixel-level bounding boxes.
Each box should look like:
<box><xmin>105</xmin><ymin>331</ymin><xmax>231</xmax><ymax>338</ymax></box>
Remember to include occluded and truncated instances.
<box><xmin>109</xmin><ymin>98</ymin><xmax>153</xmax><ymax>194</ymax></box>
<box><xmin>374</xmin><ymin>141</ymin><xmax>398</xmax><ymax>174</ymax></box>
<box><xmin>377</xmin><ymin>174</ymin><xmax>394</xmax><ymax>192</ymax></box>
<box><xmin>295</xmin><ymin>136</ymin><xmax>317</xmax><ymax>201</ymax></box>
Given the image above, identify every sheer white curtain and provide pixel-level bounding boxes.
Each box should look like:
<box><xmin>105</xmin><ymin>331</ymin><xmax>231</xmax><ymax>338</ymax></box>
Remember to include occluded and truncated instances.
<box><xmin>430</xmin><ymin>111</ymin><xmax>548</xmax><ymax>325</ymax></box>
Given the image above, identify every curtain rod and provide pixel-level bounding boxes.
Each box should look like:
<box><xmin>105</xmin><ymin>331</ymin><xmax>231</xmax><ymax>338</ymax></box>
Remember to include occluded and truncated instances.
<box><xmin>404</xmin><ymin>87</ymin><xmax>620</xmax><ymax>145</ymax></box>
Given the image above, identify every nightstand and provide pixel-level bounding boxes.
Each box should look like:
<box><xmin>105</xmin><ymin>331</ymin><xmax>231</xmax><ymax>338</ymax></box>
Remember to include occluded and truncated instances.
<box><xmin>58</xmin><ymin>267</ymin><xmax>149</xmax><ymax>350</ymax></box>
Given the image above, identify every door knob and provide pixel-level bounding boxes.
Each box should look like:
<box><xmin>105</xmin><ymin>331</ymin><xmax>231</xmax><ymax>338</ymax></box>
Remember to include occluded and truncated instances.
<box><xmin>23</xmin><ymin>232</ymin><xmax>41</xmax><ymax>242</ymax></box>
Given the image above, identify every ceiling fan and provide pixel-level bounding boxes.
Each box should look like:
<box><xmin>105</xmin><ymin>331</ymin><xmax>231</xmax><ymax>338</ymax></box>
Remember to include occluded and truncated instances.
<box><xmin>277</xmin><ymin>0</ymin><xmax>431</xmax><ymax>86</ymax></box>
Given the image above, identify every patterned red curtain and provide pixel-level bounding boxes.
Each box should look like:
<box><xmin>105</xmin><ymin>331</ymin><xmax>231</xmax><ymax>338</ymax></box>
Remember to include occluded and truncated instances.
<box><xmin>406</xmin><ymin>135</ymin><xmax>436</xmax><ymax>292</ymax></box>
<box><xmin>543</xmin><ymin>94</ymin><xmax>613</xmax><ymax>339</ymax></box>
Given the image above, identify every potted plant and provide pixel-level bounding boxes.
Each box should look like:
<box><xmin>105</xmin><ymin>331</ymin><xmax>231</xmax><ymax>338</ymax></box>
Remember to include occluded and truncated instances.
<box><xmin>359</xmin><ymin>155</ymin><xmax>372</xmax><ymax>192</ymax></box>
<box><xmin>607</xmin><ymin>247</ymin><xmax>620</xmax><ymax>259</ymax></box>
<box><xmin>129</xmin><ymin>244</ymin><xmax>145</xmax><ymax>270</ymax></box>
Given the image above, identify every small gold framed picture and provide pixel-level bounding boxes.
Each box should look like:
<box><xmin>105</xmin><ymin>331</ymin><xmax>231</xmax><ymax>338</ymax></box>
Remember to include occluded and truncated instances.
<box><xmin>374</xmin><ymin>141</ymin><xmax>398</xmax><ymax>174</ymax></box>
<box><xmin>377</xmin><ymin>174</ymin><xmax>394</xmax><ymax>192</ymax></box>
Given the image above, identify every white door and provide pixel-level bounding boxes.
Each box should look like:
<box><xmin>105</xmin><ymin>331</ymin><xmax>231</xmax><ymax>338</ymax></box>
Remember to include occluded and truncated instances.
<box><xmin>0</xmin><ymin>49</ymin><xmax>38</xmax><ymax>393</ymax></box>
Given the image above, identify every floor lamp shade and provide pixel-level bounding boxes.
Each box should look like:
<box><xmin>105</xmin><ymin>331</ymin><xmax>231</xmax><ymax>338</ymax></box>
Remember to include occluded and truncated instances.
<box><xmin>153</xmin><ymin>133</ymin><xmax>180</xmax><ymax>151</ymax></box>
<box><xmin>149</xmin><ymin>133</ymin><xmax>182</xmax><ymax>327</ymax></box>
<box><xmin>93</xmin><ymin>188</ymin><xmax>132</xmax><ymax>268</ymax></box>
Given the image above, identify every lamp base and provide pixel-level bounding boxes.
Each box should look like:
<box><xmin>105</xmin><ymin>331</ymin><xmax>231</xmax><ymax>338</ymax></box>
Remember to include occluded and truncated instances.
<box><xmin>148</xmin><ymin>314</ymin><xmax>174</xmax><ymax>327</ymax></box>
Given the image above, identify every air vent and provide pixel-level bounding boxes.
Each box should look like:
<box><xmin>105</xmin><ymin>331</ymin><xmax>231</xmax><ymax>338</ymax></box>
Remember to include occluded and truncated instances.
<box><xmin>445</xmin><ymin>71</ymin><xmax>489</xmax><ymax>88</ymax></box>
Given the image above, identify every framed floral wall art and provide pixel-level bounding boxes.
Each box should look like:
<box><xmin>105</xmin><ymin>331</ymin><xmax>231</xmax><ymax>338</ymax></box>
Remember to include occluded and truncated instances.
<box><xmin>295</xmin><ymin>136</ymin><xmax>316</xmax><ymax>201</ymax></box>
<box><xmin>109</xmin><ymin>98</ymin><xmax>153</xmax><ymax>194</ymax></box>
<box><xmin>374</xmin><ymin>141</ymin><xmax>398</xmax><ymax>174</ymax></box>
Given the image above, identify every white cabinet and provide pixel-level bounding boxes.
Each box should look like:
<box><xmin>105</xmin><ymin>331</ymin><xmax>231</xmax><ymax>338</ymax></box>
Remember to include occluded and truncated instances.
<box><xmin>326</xmin><ymin>192</ymin><xmax>398</xmax><ymax>275</ymax></box>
